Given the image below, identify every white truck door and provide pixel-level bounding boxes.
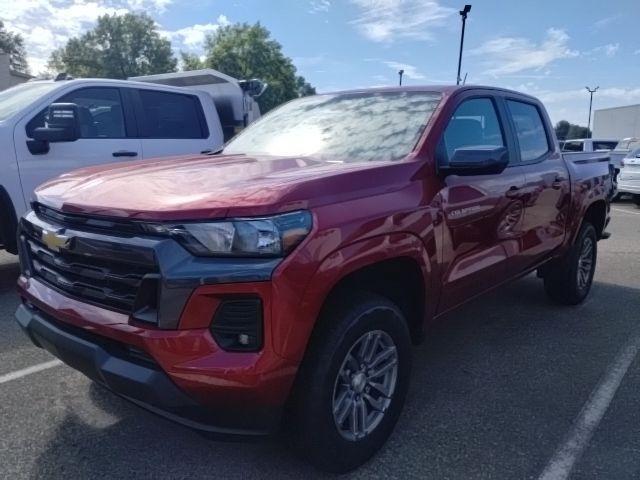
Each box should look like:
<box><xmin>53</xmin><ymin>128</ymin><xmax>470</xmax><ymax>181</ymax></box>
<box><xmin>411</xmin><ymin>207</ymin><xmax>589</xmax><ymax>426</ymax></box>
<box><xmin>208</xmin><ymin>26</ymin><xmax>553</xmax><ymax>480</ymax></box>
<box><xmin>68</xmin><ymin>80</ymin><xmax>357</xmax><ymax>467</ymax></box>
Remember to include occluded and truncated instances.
<box><xmin>133</xmin><ymin>88</ymin><xmax>223</xmax><ymax>159</ymax></box>
<box><xmin>14</xmin><ymin>86</ymin><xmax>142</xmax><ymax>204</ymax></box>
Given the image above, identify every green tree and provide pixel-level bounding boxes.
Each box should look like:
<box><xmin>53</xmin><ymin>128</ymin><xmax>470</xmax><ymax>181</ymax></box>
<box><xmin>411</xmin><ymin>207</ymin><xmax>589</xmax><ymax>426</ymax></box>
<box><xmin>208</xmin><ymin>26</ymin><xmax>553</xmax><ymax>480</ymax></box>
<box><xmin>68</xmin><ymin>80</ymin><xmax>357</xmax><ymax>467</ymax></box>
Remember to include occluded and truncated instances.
<box><xmin>180</xmin><ymin>52</ymin><xmax>205</xmax><ymax>71</ymax></box>
<box><xmin>0</xmin><ymin>20</ymin><xmax>28</xmax><ymax>73</ymax></box>
<box><xmin>555</xmin><ymin>120</ymin><xmax>591</xmax><ymax>140</ymax></box>
<box><xmin>296</xmin><ymin>75</ymin><xmax>316</xmax><ymax>97</ymax></box>
<box><xmin>48</xmin><ymin>13</ymin><xmax>176</xmax><ymax>79</ymax></box>
<box><xmin>554</xmin><ymin>120</ymin><xmax>571</xmax><ymax>140</ymax></box>
<box><xmin>203</xmin><ymin>23</ymin><xmax>315</xmax><ymax>112</ymax></box>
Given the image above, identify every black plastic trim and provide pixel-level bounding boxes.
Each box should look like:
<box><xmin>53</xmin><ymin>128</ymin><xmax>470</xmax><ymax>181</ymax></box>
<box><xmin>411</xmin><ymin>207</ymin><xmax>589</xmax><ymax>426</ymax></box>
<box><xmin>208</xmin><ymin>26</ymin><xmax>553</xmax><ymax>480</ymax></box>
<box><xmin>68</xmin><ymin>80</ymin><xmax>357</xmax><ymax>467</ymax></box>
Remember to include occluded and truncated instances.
<box><xmin>15</xmin><ymin>303</ymin><xmax>279</xmax><ymax>436</ymax></box>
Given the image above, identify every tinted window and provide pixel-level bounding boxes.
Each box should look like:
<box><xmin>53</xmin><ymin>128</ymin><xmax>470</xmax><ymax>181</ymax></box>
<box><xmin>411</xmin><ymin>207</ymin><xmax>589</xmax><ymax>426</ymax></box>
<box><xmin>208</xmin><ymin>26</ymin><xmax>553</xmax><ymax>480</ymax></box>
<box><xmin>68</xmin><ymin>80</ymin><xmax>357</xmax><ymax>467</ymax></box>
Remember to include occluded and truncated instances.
<box><xmin>507</xmin><ymin>100</ymin><xmax>550</xmax><ymax>161</ymax></box>
<box><xmin>592</xmin><ymin>141</ymin><xmax>618</xmax><ymax>151</ymax></box>
<box><xmin>138</xmin><ymin>90</ymin><xmax>206</xmax><ymax>139</ymax></box>
<box><xmin>27</xmin><ymin>87</ymin><xmax>126</xmax><ymax>139</ymax></box>
<box><xmin>224</xmin><ymin>91</ymin><xmax>442</xmax><ymax>162</ymax></box>
<box><xmin>440</xmin><ymin>98</ymin><xmax>504</xmax><ymax>162</ymax></box>
<box><xmin>562</xmin><ymin>141</ymin><xmax>584</xmax><ymax>152</ymax></box>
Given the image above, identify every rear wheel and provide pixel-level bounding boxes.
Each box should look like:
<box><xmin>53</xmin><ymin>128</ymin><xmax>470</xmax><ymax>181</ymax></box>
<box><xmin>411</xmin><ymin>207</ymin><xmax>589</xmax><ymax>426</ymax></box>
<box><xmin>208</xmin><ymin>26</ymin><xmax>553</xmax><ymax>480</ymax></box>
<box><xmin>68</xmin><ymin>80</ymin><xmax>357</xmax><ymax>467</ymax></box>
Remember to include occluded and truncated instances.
<box><xmin>288</xmin><ymin>292</ymin><xmax>412</xmax><ymax>473</ymax></box>
<box><xmin>543</xmin><ymin>222</ymin><xmax>597</xmax><ymax>305</ymax></box>
<box><xmin>633</xmin><ymin>195</ymin><xmax>640</xmax><ymax>207</ymax></box>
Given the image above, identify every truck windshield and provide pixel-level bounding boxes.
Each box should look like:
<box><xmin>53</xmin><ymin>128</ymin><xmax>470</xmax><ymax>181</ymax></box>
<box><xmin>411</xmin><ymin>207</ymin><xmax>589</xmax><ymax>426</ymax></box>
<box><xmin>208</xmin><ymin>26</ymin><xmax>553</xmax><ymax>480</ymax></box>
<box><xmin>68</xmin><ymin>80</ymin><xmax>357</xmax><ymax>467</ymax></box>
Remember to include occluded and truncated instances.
<box><xmin>0</xmin><ymin>82</ymin><xmax>59</xmax><ymax>122</ymax></box>
<box><xmin>224</xmin><ymin>91</ymin><xmax>442</xmax><ymax>162</ymax></box>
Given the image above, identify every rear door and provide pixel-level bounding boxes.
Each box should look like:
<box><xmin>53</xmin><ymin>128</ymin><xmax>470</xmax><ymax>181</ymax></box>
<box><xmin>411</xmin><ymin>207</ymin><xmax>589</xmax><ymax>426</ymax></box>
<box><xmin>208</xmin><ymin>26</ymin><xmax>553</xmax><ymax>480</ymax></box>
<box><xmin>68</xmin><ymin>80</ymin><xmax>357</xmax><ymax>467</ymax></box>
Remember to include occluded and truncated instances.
<box><xmin>436</xmin><ymin>93</ymin><xmax>527</xmax><ymax>313</ymax></box>
<box><xmin>14</xmin><ymin>86</ymin><xmax>142</xmax><ymax>201</ymax></box>
<box><xmin>505</xmin><ymin>98</ymin><xmax>570</xmax><ymax>272</ymax></box>
<box><xmin>132</xmin><ymin>88</ymin><xmax>221</xmax><ymax>159</ymax></box>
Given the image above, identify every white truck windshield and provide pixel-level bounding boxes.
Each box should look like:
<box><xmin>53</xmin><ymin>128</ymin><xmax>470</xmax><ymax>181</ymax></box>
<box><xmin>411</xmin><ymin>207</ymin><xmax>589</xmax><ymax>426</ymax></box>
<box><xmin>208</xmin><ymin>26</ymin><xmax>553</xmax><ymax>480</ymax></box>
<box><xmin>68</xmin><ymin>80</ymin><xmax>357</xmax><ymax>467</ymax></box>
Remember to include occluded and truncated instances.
<box><xmin>0</xmin><ymin>82</ymin><xmax>59</xmax><ymax>122</ymax></box>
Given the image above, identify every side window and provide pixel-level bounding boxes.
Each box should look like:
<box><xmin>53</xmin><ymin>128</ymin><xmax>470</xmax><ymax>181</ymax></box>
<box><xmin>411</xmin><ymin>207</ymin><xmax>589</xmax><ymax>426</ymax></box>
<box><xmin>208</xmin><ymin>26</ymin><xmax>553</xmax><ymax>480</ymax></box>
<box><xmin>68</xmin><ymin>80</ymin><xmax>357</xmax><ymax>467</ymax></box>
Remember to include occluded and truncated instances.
<box><xmin>440</xmin><ymin>98</ymin><xmax>504</xmax><ymax>163</ymax></box>
<box><xmin>592</xmin><ymin>141</ymin><xmax>617</xmax><ymax>151</ymax></box>
<box><xmin>137</xmin><ymin>90</ymin><xmax>207</xmax><ymax>139</ymax></box>
<box><xmin>562</xmin><ymin>141</ymin><xmax>584</xmax><ymax>152</ymax></box>
<box><xmin>26</xmin><ymin>87</ymin><xmax>126</xmax><ymax>139</ymax></box>
<box><xmin>507</xmin><ymin>100</ymin><xmax>550</xmax><ymax>161</ymax></box>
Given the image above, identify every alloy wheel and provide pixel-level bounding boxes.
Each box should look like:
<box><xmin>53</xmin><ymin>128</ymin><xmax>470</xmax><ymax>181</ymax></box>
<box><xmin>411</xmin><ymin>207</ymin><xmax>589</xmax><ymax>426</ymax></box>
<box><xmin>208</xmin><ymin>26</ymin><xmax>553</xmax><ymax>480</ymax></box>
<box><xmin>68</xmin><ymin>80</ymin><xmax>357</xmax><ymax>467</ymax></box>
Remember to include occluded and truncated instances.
<box><xmin>332</xmin><ymin>330</ymin><xmax>399</xmax><ymax>441</ymax></box>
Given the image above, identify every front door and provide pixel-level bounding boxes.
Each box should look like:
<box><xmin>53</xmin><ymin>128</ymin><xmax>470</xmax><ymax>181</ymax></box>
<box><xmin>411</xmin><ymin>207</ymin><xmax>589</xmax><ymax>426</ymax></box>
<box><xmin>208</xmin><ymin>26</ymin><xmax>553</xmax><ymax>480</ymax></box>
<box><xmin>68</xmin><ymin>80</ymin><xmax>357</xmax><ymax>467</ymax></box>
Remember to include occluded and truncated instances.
<box><xmin>14</xmin><ymin>86</ymin><xmax>141</xmax><ymax>204</ymax></box>
<box><xmin>436</xmin><ymin>96</ymin><xmax>527</xmax><ymax>314</ymax></box>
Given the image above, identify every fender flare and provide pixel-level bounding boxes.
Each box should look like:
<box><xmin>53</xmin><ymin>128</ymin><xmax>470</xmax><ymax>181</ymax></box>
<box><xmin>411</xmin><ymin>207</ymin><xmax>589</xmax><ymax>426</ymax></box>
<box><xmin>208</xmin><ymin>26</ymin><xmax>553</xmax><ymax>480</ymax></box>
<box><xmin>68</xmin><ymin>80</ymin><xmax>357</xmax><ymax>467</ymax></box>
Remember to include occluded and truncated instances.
<box><xmin>0</xmin><ymin>186</ymin><xmax>19</xmax><ymax>254</ymax></box>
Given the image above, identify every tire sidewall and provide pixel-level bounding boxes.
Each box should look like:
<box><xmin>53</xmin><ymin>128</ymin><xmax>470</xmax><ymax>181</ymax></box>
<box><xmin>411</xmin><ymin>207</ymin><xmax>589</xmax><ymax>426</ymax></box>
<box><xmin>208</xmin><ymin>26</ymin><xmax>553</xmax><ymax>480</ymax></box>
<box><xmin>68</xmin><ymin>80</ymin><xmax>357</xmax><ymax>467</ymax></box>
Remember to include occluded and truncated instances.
<box><xmin>572</xmin><ymin>223</ymin><xmax>598</xmax><ymax>301</ymax></box>
<box><xmin>292</xmin><ymin>295</ymin><xmax>412</xmax><ymax>472</ymax></box>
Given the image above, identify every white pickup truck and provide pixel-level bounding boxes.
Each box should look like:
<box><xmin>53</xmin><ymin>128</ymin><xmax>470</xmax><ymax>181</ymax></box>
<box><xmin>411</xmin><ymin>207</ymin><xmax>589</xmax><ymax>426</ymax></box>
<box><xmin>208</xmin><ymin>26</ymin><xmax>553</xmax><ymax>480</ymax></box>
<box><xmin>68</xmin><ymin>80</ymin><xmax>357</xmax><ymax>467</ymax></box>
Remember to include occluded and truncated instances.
<box><xmin>0</xmin><ymin>69</ymin><xmax>264</xmax><ymax>253</ymax></box>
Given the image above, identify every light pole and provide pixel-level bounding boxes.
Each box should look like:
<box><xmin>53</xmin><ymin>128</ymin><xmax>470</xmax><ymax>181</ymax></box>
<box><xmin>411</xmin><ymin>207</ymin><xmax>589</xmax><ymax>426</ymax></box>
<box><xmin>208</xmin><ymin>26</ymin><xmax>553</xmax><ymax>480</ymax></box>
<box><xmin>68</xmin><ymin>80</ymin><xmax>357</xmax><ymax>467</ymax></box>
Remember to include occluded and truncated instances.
<box><xmin>456</xmin><ymin>4</ymin><xmax>472</xmax><ymax>85</ymax></box>
<box><xmin>585</xmin><ymin>86</ymin><xmax>599</xmax><ymax>138</ymax></box>
<box><xmin>398</xmin><ymin>69</ymin><xmax>404</xmax><ymax>86</ymax></box>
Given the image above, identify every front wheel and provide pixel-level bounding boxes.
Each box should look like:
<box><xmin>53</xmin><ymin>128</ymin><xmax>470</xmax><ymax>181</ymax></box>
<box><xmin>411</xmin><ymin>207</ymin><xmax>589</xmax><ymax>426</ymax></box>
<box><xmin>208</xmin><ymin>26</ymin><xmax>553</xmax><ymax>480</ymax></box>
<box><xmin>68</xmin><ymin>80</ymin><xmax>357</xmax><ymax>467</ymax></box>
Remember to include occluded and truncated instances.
<box><xmin>288</xmin><ymin>292</ymin><xmax>412</xmax><ymax>473</ymax></box>
<box><xmin>543</xmin><ymin>222</ymin><xmax>597</xmax><ymax>305</ymax></box>
<box><xmin>633</xmin><ymin>195</ymin><xmax>640</xmax><ymax>207</ymax></box>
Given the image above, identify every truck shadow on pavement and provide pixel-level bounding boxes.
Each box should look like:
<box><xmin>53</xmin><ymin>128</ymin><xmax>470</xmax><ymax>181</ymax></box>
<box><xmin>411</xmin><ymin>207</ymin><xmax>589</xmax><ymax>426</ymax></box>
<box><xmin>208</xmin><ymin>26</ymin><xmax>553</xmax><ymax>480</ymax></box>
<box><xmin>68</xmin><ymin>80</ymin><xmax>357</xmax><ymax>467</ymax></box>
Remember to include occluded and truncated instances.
<box><xmin>28</xmin><ymin>277</ymin><xmax>640</xmax><ymax>479</ymax></box>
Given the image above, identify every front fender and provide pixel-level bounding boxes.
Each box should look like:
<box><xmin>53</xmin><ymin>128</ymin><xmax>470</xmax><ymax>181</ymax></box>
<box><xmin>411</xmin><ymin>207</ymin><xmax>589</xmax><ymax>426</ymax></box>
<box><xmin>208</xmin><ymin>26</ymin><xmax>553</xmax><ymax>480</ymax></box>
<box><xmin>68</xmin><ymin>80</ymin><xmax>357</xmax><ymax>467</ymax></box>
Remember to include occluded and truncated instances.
<box><xmin>271</xmin><ymin>232</ymin><xmax>434</xmax><ymax>362</ymax></box>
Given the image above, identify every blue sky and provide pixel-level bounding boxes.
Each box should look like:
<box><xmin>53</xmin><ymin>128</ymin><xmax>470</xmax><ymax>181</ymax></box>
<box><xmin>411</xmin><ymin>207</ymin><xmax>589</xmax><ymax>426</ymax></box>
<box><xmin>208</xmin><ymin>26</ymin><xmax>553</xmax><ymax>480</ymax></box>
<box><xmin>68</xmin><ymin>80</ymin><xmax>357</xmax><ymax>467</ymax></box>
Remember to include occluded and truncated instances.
<box><xmin>3</xmin><ymin>0</ymin><xmax>640</xmax><ymax>125</ymax></box>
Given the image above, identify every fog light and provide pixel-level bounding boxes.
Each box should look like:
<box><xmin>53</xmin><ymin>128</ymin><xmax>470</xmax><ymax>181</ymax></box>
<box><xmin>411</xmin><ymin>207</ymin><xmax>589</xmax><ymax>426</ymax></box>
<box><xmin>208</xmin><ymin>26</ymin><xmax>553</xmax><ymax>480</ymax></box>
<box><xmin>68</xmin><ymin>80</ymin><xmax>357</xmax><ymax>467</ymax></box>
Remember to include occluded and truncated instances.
<box><xmin>210</xmin><ymin>298</ymin><xmax>263</xmax><ymax>352</ymax></box>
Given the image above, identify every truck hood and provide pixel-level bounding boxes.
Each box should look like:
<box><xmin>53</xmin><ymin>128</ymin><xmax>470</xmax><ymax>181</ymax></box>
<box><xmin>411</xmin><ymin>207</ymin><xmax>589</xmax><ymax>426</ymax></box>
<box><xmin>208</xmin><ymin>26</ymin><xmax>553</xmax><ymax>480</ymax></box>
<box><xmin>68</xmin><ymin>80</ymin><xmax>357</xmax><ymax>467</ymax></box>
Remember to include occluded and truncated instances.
<box><xmin>35</xmin><ymin>154</ymin><xmax>412</xmax><ymax>220</ymax></box>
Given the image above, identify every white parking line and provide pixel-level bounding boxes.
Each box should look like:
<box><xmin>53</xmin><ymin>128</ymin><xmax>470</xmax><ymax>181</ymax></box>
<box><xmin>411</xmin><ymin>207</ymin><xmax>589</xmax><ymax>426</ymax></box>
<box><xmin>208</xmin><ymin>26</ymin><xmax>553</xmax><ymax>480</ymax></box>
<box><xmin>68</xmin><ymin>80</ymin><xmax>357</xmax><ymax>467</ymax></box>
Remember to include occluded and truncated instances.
<box><xmin>612</xmin><ymin>208</ymin><xmax>640</xmax><ymax>216</ymax></box>
<box><xmin>0</xmin><ymin>359</ymin><xmax>63</xmax><ymax>385</ymax></box>
<box><xmin>538</xmin><ymin>334</ymin><xmax>640</xmax><ymax>480</ymax></box>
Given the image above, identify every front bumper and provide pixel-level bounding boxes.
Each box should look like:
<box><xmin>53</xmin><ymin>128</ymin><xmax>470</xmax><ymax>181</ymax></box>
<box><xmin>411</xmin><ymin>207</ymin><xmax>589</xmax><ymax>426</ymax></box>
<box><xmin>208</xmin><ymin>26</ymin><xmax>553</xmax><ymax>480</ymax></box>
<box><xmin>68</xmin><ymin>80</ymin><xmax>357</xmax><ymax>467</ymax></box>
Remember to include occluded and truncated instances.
<box><xmin>16</xmin><ymin>276</ymin><xmax>297</xmax><ymax>436</ymax></box>
<box><xmin>15</xmin><ymin>300</ymin><xmax>285</xmax><ymax>436</ymax></box>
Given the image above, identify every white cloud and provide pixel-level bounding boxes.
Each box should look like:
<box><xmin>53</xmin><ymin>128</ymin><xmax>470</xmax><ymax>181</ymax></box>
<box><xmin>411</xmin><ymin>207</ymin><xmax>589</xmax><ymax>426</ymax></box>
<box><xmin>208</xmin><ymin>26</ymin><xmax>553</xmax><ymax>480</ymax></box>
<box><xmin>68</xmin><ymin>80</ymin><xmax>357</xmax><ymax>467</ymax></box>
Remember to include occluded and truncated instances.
<box><xmin>383</xmin><ymin>61</ymin><xmax>424</xmax><ymax>79</ymax></box>
<box><xmin>309</xmin><ymin>0</ymin><xmax>331</xmax><ymax>13</ymax></box>
<box><xmin>592</xmin><ymin>14</ymin><xmax>620</xmax><ymax>30</ymax></box>
<box><xmin>349</xmin><ymin>0</ymin><xmax>456</xmax><ymax>43</ymax></box>
<box><xmin>635</xmin><ymin>49</ymin><xmax>640</xmax><ymax>55</ymax></box>
<box><xmin>161</xmin><ymin>15</ymin><xmax>230</xmax><ymax>50</ymax></box>
<box><xmin>510</xmin><ymin>83</ymin><xmax>640</xmax><ymax>125</ymax></box>
<box><xmin>585</xmin><ymin>43</ymin><xmax>619</xmax><ymax>58</ymax></box>
<box><xmin>470</xmin><ymin>28</ymin><xmax>579</xmax><ymax>77</ymax></box>
<box><xmin>0</xmin><ymin>0</ymin><xmax>174</xmax><ymax>75</ymax></box>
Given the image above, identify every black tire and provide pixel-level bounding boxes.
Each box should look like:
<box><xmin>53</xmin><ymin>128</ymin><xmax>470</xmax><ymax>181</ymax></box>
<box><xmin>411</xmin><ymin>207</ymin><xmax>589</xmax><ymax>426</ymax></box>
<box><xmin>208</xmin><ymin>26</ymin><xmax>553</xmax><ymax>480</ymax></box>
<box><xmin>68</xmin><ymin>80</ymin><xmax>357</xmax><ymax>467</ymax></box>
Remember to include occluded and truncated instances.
<box><xmin>543</xmin><ymin>222</ymin><xmax>597</xmax><ymax>305</ymax></box>
<box><xmin>287</xmin><ymin>291</ymin><xmax>412</xmax><ymax>473</ymax></box>
<box><xmin>633</xmin><ymin>195</ymin><xmax>640</xmax><ymax>207</ymax></box>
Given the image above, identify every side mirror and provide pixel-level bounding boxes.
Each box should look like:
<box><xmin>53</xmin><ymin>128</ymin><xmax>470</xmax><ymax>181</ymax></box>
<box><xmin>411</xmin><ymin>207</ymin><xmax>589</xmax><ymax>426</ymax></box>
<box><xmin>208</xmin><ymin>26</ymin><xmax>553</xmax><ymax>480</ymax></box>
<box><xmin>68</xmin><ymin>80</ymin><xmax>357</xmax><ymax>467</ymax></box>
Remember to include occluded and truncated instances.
<box><xmin>440</xmin><ymin>146</ymin><xmax>509</xmax><ymax>176</ymax></box>
<box><xmin>32</xmin><ymin>103</ymin><xmax>81</xmax><ymax>143</ymax></box>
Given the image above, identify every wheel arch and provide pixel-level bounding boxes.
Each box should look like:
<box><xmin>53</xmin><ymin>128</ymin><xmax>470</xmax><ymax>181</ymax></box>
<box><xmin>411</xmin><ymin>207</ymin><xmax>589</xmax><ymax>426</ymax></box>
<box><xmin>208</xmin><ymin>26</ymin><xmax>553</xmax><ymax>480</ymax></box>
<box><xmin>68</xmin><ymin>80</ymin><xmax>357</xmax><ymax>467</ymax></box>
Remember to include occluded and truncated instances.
<box><xmin>285</xmin><ymin>232</ymin><xmax>435</xmax><ymax>364</ymax></box>
<box><xmin>580</xmin><ymin>199</ymin><xmax>607</xmax><ymax>240</ymax></box>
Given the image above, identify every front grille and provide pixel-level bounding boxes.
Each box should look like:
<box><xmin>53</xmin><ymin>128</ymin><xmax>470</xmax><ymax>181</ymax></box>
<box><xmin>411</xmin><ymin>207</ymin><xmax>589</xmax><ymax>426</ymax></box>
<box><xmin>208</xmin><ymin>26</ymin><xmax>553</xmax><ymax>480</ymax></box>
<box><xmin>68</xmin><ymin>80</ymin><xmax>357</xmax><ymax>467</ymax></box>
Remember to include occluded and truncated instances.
<box><xmin>20</xmin><ymin>211</ymin><xmax>159</xmax><ymax>315</ymax></box>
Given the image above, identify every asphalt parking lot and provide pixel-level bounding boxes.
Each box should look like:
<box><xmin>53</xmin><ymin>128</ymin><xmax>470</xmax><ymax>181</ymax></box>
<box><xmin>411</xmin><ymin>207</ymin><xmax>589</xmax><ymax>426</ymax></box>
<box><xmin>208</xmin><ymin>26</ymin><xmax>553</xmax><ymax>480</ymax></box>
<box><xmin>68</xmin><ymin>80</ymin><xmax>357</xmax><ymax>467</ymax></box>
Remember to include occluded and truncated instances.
<box><xmin>1</xmin><ymin>202</ymin><xmax>639</xmax><ymax>480</ymax></box>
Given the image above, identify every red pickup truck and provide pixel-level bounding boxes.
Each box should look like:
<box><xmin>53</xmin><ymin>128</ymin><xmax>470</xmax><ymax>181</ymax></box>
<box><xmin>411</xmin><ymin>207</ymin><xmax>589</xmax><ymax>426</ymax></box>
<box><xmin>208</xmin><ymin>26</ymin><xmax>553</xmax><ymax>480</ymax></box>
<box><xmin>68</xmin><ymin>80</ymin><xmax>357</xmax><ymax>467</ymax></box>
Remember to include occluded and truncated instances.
<box><xmin>15</xmin><ymin>86</ymin><xmax>611</xmax><ymax>472</ymax></box>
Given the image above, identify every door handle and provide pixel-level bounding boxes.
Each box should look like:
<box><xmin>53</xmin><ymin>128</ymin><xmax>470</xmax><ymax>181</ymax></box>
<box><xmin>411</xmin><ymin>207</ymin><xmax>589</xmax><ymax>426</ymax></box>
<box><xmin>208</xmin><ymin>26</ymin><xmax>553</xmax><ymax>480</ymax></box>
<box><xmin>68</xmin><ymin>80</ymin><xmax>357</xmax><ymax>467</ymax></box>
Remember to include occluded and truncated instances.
<box><xmin>505</xmin><ymin>186</ymin><xmax>521</xmax><ymax>198</ymax></box>
<box><xmin>551</xmin><ymin>177</ymin><xmax>566</xmax><ymax>189</ymax></box>
<box><xmin>112</xmin><ymin>150</ymin><xmax>138</xmax><ymax>157</ymax></box>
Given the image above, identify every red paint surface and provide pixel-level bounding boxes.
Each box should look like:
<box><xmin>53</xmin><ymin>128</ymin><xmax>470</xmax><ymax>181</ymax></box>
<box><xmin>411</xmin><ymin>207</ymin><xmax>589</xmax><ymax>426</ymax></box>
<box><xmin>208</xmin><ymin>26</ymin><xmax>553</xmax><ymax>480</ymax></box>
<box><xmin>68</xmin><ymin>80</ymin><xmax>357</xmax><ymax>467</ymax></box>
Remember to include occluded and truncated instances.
<box><xmin>22</xmin><ymin>85</ymin><xmax>610</xmax><ymax>412</ymax></box>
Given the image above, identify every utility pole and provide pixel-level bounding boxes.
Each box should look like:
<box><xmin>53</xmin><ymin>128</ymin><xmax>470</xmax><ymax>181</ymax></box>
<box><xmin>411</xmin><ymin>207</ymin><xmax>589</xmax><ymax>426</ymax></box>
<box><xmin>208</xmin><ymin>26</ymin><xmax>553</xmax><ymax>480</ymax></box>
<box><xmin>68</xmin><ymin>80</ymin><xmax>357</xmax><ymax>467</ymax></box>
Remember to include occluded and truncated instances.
<box><xmin>456</xmin><ymin>5</ymin><xmax>472</xmax><ymax>85</ymax></box>
<box><xmin>585</xmin><ymin>86</ymin><xmax>599</xmax><ymax>137</ymax></box>
<box><xmin>398</xmin><ymin>69</ymin><xmax>404</xmax><ymax>86</ymax></box>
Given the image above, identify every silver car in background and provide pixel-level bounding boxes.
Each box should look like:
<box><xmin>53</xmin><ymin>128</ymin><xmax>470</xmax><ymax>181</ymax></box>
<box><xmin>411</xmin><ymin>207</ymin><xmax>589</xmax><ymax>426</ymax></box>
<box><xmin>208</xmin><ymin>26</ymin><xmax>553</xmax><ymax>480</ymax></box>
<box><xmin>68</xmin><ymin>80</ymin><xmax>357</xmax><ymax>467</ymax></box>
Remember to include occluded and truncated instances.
<box><xmin>617</xmin><ymin>146</ymin><xmax>640</xmax><ymax>206</ymax></box>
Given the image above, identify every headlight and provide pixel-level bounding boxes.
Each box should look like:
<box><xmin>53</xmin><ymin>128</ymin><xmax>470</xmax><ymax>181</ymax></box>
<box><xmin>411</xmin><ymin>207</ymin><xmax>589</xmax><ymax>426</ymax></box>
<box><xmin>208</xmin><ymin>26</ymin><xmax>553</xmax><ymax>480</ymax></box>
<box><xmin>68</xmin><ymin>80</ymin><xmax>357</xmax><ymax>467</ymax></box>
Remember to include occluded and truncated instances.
<box><xmin>145</xmin><ymin>210</ymin><xmax>312</xmax><ymax>257</ymax></box>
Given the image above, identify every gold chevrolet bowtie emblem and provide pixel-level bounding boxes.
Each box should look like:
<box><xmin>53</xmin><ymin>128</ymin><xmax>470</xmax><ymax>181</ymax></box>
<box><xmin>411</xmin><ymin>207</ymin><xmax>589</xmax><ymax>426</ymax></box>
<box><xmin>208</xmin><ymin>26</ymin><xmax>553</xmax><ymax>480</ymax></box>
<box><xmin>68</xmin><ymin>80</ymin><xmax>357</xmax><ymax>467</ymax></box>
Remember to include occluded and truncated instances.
<box><xmin>41</xmin><ymin>229</ymin><xmax>71</xmax><ymax>252</ymax></box>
